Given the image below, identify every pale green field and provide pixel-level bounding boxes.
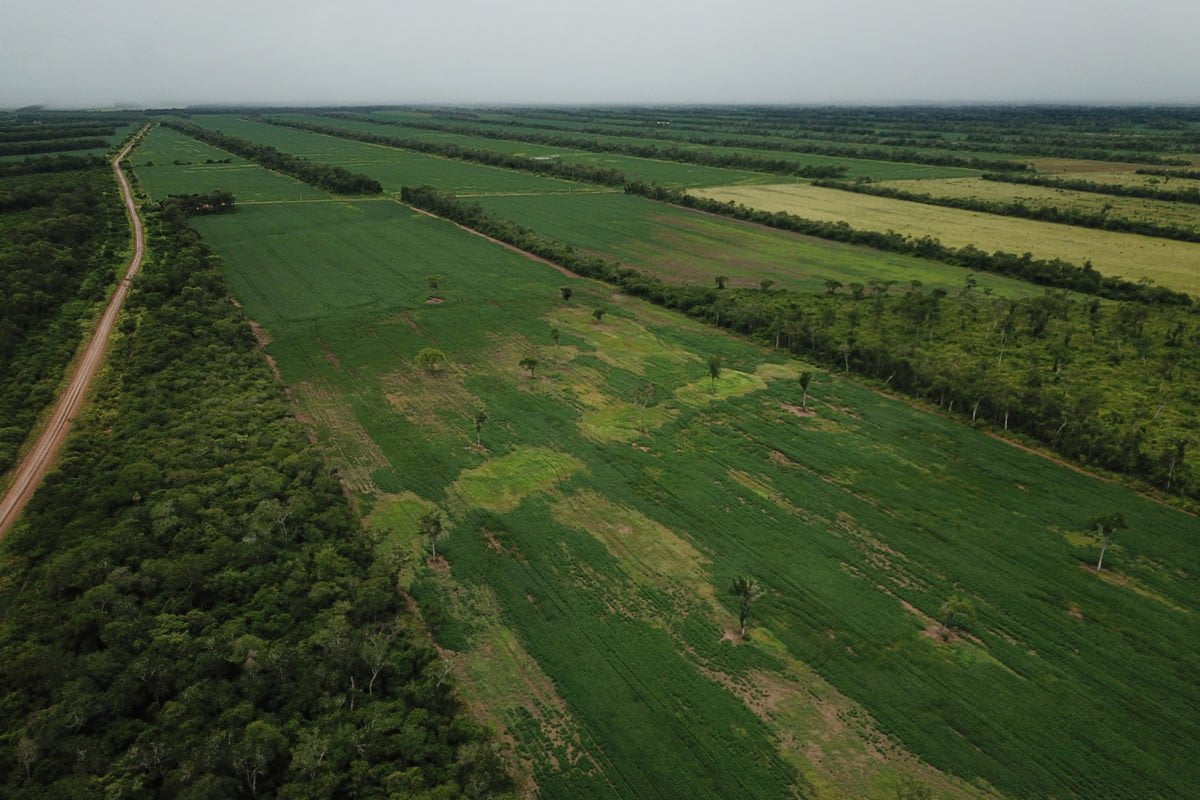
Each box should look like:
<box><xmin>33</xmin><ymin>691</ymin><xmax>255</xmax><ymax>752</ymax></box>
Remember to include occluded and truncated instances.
<box><xmin>695</xmin><ymin>183</ymin><xmax>1200</xmax><ymax>295</ymax></box>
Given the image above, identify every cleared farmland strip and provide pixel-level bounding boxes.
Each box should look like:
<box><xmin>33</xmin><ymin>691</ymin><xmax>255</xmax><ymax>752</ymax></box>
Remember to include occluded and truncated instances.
<box><xmin>695</xmin><ymin>183</ymin><xmax>1200</xmax><ymax>296</ymax></box>
<box><xmin>133</xmin><ymin>124</ymin><xmax>332</xmax><ymax>202</ymax></box>
<box><xmin>377</xmin><ymin>111</ymin><xmax>1003</xmax><ymax>178</ymax></box>
<box><xmin>186</xmin><ymin>114</ymin><xmax>595</xmax><ymax>195</ymax></box>
<box><xmin>884</xmin><ymin>177</ymin><xmax>1200</xmax><ymax>230</ymax></box>
<box><xmin>474</xmin><ymin>191</ymin><xmax>1048</xmax><ymax>298</ymax></box>
<box><xmin>191</xmin><ymin>184</ymin><xmax>1199</xmax><ymax>799</ymax></box>
<box><xmin>283</xmin><ymin>112</ymin><xmax>780</xmax><ymax>188</ymax></box>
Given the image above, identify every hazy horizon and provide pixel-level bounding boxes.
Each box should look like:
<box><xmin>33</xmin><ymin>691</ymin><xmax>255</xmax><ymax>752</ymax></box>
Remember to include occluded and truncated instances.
<box><xmin>4</xmin><ymin>0</ymin><xmax>1199</xmax><ymax>108</ymax></box>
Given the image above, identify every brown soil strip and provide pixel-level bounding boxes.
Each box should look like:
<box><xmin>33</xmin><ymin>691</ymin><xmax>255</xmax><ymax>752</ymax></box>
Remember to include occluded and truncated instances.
<box><xmin>402</xmin><ymin>201</ymin><xmax>582</xmax><ymax>279</ymax></box>
<box><xmin>0</xmin><ymin>127</ymin><xmax>151</xmax><ymax>538</ymax></box>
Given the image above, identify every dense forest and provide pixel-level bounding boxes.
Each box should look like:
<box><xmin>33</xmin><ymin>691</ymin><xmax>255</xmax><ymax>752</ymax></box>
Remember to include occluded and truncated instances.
<box><xmin>400</xmin><ymin>184</ymin><xmax>1199</xmax><ymax>504</ymax></box>
<box><xmin>0</xmin><ymin>201</ymin><xmax>514</xmax><ymax>799</ymax></box>
<box><xmin>0</xmin><ymin>165</ymin><xmax>127</xmax><ymax>474</ymax></box>
<box><xmin>627</xmin><ymin>183</ymin><xmax>1192</xmax><ymax>305</ymax></box>
<box><xmin>162</xmin><ymin>122</ymin><xmax>382</xmax><ymax>195</ymax></box>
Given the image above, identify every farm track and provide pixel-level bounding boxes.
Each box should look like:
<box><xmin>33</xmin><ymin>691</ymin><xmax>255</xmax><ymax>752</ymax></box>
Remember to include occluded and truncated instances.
<box><xmin>0</xmin><ymin>128</ymin><xmax>148</xmax><ymax>537</ymax></box>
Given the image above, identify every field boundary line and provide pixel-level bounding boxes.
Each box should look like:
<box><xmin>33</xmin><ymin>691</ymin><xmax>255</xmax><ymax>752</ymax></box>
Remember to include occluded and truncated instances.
<box><xmin>0</xmin><ymin>126</ymin><xmax>150</xmax><ymax>537</ymax></box>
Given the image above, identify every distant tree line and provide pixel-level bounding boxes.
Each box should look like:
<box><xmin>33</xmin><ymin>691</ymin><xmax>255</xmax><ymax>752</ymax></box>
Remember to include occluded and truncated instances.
<box><xmin>811</xmin><ymin>178</ymin><xmax>1200</xmax><ymax>243</ymax></box>
<box><xmin>0</xmin><ymin>125</ymin><xmax>116</xmax><ymax>143</ymax></box>
<box><xmin>0</xmin><ymin>200</ymin><xmax>514</xmax><ymax>798</ymax></box>
<box><xmin>399</xmin><ymin>184</ymin><xmax>1199</xmax><ymax>503</ymax></box>
<box><xmin>625</xmin><ymin>182</ymin><xmax>1192</xmax><ymax>305</ymax></box>
<box><xmin>0</xmin><ymin>154</ymin><xmax>107</xmax><ymax>177</ymax></box>
<box><xmin>0</xmin><ymin>137</ymin><xmax>108</xmax><ymax>156</ymax></box>
<box><xmin>162</xmin><ymin>121</ymin><xmax>382</xmax><ymax>195</ymax></box>
<box><xmin>321</xmin><ymin>113</ymin><xmax>851</xmax><ymax>179</ymax></box>
<box><xmin>981</xmin><ymin>171</ymin><xmax>1200</xmax><ymax>205</ymax></box>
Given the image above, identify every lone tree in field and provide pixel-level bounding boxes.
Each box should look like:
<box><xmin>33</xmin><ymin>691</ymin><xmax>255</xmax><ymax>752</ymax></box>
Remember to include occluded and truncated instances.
<box><xmin>426</xmin><ymin>274</ymin><xmax>443</xmax><ymax>291</ymax></box>
<box><xmin>519</xmin><ymin>356</ymin><xmax>539</xmax><ymax>378</ymax></box>
<box><xmin>638</xmin><ymin>382</ymin><xmax>657</xmax><ymax>434</ymax></box>
<box><xmin>473</xmin><ymin>409</ymin><xmax>488</xmax><ymax>446</ymax></box>
<box><xmin>1087</xmin><ymin>512</ymin><xmax>1127</xmax><ymax>571</ymax></box>
<box><xmin>799</xmin><ymin>371</ymin><xmax>813</xmax><ymax>410</ymax></box>
<box><xmin>550</xmin><ymin>327</ymin><xmax>561</xmax><ymax>347</ymax></box>
<box><xmin>824</xmin><ymin>279</ymin><xmax>843</xmax><ymax>295</ymax></box>
<box><xmin>760</xmin><ymin>278</ymin><xmax>775</xmax><ymax>293</ymax></box>
<box><xmin>715</xmin><ymin>275</ymin><xmax>728</xmax><ymax>290</ymax></box>
<box><xmin>415</xmin><ymin>347</ymin><xmax>447</xmax><ymax>373</ymax></box>
<box><xmin>730</xmin><ymin>576</ymin><xmax>765</xmax><ymax>639</ymax></box>
<box><xmin>419</xmin><ymin>509</ymin><xmax>444</xmax><ymax>558</ymax></box>
<box><xmin>939</xmin><ymin>593</ymin><xmax>976</xmax><ymax>633</ymax></box>
<box><xmin>592</xmin><ymin>308</ymin><xmax>606</xmax><ymax>324</ymax></box>
<box><xmin>707</xmin><ymin>355</ymin><xmax>722</xmax><ymax>394</ymax></box>
<box><xmin>560</xmin><ymin>286</ymin><xmax>573</xmax><ymax>303</ymax></box>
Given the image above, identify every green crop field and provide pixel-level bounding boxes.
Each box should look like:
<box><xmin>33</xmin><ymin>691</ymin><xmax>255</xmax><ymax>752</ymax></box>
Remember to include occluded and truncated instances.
<box><xmin>184</xmin><ymin>114</ymin><xmax>603</xmax><ymax>195</ymax></box>
<box><xmin>134</xmin><ymin>125</ymin><xmax>333</xmax><ymax>202</ymax></box>
<box><xmin>277</xmin><ymin>113</ymin><xmax>780</xmax><ymax>188</ymax></box>
<box><xmin>372</xmin><ymin>111</ymin><xmax>982</xmax><ymax>180</ymax></box>
<box><xmin>695</xmin><ymin>183</ymin><xmax>1200</xmax><ymax>295</ymax></box>
<box><xmin>137</xmin><ymin>148</ymin><xmax>1200</xmax><ymax>800</ymax></box>
<box><xmin>474</xmin><ymin>191</ymin><xmax>1048</xmax><ymax>297</ymax></box>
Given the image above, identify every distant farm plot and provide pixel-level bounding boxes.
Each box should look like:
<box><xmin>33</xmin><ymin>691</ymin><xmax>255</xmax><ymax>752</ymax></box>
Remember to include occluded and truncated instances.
<box><xmin>695</xmin><ymin>183</ymin><xmax>1200</xmax><ymax>295</ymax></box>
<box><xmin>371</xmin><ymin>111</ymin><xmax>982</xmax><ymax>181</ymax></box>
<box><xmin>476</xmin><ymin>191</ymin><xmax>1048</xmax><ymax>297</ymax></box>
<box><xmin>882</xmin><ymin>176</ymin><xmax>1200</xmax><ymax>232</ymax></box>
<box><xmin>135</xmin><ymin>125</ymin><xmax>331</xmax><ymax>202</ymax></box>
<box><xmin>184</xmin><ymin>114</ymin><xmax>607</xmax><ymax>195</ymax></box>
<box><xmin>280</xmin><ymin>112</ymin><xmax>782</xmax><ymax>188</ymax></box>
<box><xmin>150</xmin><ymin>144</ymin><xmax>1200</xmax><ymax>800</ymax></box>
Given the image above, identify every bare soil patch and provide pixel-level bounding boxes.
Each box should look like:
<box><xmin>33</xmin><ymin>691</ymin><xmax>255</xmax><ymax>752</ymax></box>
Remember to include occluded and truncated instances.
<box><xmin>781</xmin><ymin>402</ymin><xmax>816</xmax><ymax>418</ymax></box>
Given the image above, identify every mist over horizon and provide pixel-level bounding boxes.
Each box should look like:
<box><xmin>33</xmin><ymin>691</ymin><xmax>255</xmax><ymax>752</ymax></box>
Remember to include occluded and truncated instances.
<box><xmin>4</xmin><ymin>0</ymin><xmax>1199</xmax><ymax>109</ymax></box>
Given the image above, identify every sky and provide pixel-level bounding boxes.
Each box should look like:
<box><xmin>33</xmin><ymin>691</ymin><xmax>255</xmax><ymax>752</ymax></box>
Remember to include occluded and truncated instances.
<box><xmin>3</xmin><ymin>0</ymin><xmax>1199</xmax><ymax>108</ymax></box>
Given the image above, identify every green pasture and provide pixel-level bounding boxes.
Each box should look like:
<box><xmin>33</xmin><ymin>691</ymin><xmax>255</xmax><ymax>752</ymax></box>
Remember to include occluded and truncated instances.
<box><xmin>476</xmin><ymin>191</ymin><xmax>1048</xmax><ymax>298</ymax></box>
<box><xmin>277</xmin><ymin>112</ymin><xmax>777</xmax><ymax>188</ymax></box>
<box><xmin>373</xmin><ymin>111</ymin><xmax>984</xmax><ymax>181</ymax></box>
<box><xmin>186</xmin><ymin>114</ymin><xmax>599</xmax><ymax>195</ymax></box>
<box><xmin>135</xmin><ymin>124</ymin><xmax>331</xmax><ymax>202</ymax></box>
<box><xmin>155</xmin><ymin>152</ymin><xmax>1200</xmax><ymax>800</ymax></box>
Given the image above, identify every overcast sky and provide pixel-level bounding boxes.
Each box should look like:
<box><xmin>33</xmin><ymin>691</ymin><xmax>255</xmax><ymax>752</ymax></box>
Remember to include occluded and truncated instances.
<box><xmin>3</xmin><ymin>0</ymin><xmax>1199</xmax><ymax>108</ymax></box>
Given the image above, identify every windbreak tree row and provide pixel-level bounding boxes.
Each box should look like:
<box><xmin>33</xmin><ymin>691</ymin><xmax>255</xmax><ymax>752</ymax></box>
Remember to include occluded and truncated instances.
<box><xmin>321</xmin><ymin>113</ymin><xmax>852</xmax><ymax>178</ymax></box>
<box><xmin>811</xmin><ymin>179</ymin><xmax>1200</xmax><ymax>243</ymax></box>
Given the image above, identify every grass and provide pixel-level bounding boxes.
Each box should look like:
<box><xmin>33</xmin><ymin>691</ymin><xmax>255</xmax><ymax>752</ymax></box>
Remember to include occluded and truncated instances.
<box><xmin>694</xmin><ymin>182</ymin><xmax>1200</xmax><ymax>295</ymax></box>
<box><xmin>880</xmin><ymin>176</ymin><xmax>1200</xmax><ymax>232</ymax></box>
<box><xmin>280</xmin><ymin>113</ymin><xmax>779</xmax><ymax>188</ymax></box>
<box><xmin>185</xmin><ymin>114</ymin><xmax>609</xmax><ymax>195</ymax></box>
<box><xmin>477</xmin><ymin>191</ymin><xmax>1052</xmax><ymax>297</ymax></box>
<box><xmin>372</xmin><ymin>111</ymin><xmax>984</xmax><ymax>181</ymax></box>
<box><xmin>142</xmin><ymin>145</ymin><xmax>1200</xmax><ymax>800</ymax></box>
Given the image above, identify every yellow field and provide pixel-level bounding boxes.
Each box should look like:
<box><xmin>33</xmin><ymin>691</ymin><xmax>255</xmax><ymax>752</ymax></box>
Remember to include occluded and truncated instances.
<box><xmin>880</xmin><ymin>177</ymin><xmax>1200</xmax><ymax>231</ymax></box>
<box><xmin>1039</xmin><ymin>170</ymin><xmax>1200</xmax><ymax>191</ymax></box>
<box><xmin>693</xmin><ymin>183</ymin><xmax>1200</xmax><ymax>295</ymax></box>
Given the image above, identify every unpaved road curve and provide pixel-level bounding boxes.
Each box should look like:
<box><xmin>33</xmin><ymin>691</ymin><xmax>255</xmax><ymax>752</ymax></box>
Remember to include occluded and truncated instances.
<box><xmin>0</xmin><ymin>128</ymin><xmax>148</xmax><ymax>537</ymax></box>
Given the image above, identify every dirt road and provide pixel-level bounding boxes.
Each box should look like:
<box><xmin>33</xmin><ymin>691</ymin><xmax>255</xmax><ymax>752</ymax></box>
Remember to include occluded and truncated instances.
<box><xmin>0</xmin><ymin>128</ymin><xmax>148</xmax><ymax>537</ymax></box>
